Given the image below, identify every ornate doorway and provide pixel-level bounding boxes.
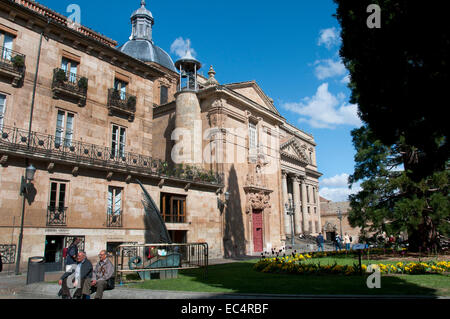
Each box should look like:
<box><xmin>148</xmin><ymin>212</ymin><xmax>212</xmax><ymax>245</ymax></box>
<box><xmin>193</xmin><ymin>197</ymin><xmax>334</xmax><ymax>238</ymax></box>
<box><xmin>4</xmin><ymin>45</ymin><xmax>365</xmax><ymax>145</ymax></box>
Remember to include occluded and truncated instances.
<box><xmin>252</xmin><ymin>209</ymin><xmax>263</xmax><ymax>252</ymax></box>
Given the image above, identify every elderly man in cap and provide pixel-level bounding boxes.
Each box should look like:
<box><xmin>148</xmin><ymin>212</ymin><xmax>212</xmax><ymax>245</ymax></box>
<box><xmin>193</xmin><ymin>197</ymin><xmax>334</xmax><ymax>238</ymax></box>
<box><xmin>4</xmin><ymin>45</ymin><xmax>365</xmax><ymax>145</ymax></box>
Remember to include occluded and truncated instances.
<box><xmin>90</xmin><ymin>250</ymin><xmax>114</xmax><ymax>299</ymax></box>
<box><xmin>58</xmin><ymin>251</ymin><xmax>93</xmax><ymax>299</ymax></box>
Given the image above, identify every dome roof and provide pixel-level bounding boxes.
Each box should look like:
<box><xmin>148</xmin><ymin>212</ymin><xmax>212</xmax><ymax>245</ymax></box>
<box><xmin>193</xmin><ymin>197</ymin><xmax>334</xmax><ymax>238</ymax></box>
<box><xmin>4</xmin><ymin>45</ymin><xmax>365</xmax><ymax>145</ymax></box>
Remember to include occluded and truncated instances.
<box><xmin>119</xmin><ymin>40</ymin><xmax>177</xmax><ymax>72</ymax></box>
<box><xmin>118</xmin><ymin>1</ymin><xmax>176</xmax><ymax>72</ymax></box>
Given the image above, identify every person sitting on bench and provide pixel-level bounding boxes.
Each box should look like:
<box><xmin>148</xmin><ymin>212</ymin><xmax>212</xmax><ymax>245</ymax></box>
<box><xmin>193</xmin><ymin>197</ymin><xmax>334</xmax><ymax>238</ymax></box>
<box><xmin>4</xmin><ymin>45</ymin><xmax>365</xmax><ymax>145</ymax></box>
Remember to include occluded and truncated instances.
<box><xmin>90</xmin><ymin>250</ymin><xmax>114</xmax><ymax>299</ymax></box>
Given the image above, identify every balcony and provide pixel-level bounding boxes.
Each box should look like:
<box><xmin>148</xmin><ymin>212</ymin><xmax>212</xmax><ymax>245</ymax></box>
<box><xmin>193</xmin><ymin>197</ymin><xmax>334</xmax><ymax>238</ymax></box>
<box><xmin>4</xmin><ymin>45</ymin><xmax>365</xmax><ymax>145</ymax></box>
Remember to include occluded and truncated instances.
<box><xmin>107</xmin><ymin>88</ymin><xmax>136</xmax><ymax>122</ymax></box>
<box><xmin>52</xmin><ymin>68</ymin><xmax>88</xmax><ymax>106</ymax></box>
<box><xmin>107</xmin><ymin>209</ymin><xmax>122</xmax><ymax>228</ymax></box>
<box><xmin>0</xmin><ymin>125</ymin><xmax>224</xmax><ymax>187</ymax></box>
<box><xmin>0</xmin><ymin>47</ymin><xmax>26</xmax><ymax>87</ymax></box>
<box><xmin>47</xmin><ymin>206</ymin><xmax>67</xmax><ymax>227</ymax></box>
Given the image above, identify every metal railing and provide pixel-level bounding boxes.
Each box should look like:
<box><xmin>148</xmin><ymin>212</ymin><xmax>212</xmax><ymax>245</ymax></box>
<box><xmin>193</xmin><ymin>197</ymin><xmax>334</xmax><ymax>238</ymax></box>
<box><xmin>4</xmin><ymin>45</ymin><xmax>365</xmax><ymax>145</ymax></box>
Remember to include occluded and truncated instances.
<box><xmin>107</xmin><ymin>209</ymin><xmax>123</xmax><ymax>228</ymax></box>
<box><xmin>114</xmin><ymin>243</ymin><xmax>208</xmax><ymax>283</ymax></box>
<box><xmin>52</xmin><ymin>68</ymin><xmax>88</xmax><ymax>95</ymax></box>
<box><xmin>0</xmin><ymin>125</ymin><xmax>224</xmax><ymax>185</ymax></box>
<box><xmin>0</xmin><ymin>46</ymin><xmax>26</xmax><ymax>74</ymax></box>
<box><xmin>0</xmin><ymin>244</ymin><xmax>16</xmax><ymax>264</ymax></box>
<box><xmin>107</xmin><ymin>88</ymin><xmax>136</xmax><ymax>112</ymax></box>
<box><xmin>47</xmin><ymin>206</ymin><xmax>67</xmax><ymax>226</ymax></box>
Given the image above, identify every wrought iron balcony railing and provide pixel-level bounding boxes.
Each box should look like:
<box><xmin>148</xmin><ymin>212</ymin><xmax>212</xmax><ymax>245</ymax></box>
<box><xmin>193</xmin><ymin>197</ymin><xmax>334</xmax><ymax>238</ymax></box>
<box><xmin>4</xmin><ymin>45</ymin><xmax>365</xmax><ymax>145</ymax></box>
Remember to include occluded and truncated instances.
<box><xmin>0</xmin><ymin>46</ymin><xmax>26</xmax><ymax>87</ymax></box>
<box><xmin>107</xmin><ymin>209</ymin><xmax>122</xmax><ymax>228</ymax></box>
<box><xmin>52</xmin><ymin>68</ymin><xmax>88</xmax><ymax>106</ymax></box>
<box><xmin>0</xmin><ymin>125</ymin><xmax>224</xmax><ymax>186</ymax></box>
<box><xmin>47</xmin><ymin>206</ymin><xmax>68</xmax><ymax>226</ymax></box>
<box><xmin>107</xmin><ymin>88</ymin><xmax>136</xmax><ymax>122</ymax></box>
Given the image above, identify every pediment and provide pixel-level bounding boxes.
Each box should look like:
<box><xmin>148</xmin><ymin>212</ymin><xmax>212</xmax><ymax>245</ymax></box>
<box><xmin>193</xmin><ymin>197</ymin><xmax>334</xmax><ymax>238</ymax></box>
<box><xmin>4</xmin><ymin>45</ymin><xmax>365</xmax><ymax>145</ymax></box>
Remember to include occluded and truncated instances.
<box><xmin>225</xmin><ymin>81</ymin><xmax>281</xmax><ymax>116</ymax></box>
<box><xmin>280</xmin><ymin>137</ymin><xmax>310</xmax><ymax>165</ymax></box>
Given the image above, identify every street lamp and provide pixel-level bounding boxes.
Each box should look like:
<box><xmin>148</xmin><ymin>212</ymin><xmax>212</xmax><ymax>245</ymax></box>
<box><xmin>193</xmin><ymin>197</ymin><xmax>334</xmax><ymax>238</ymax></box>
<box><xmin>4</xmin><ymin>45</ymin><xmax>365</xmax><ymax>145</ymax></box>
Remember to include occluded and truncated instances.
<box><xmin>285</xmin><ymin>195</ymin><xmax>296</xmax><ymax>248</ymax></box>
<box><xmin>337</xmin><ymin>208</ymin><xmax>343</xmax><ymax>239</ymax></box>
<box><xmin>217</xmin><ymin>191</ymin><xmax>230</xmax><ymax>210</ymax></box>
<box><xmin>15</xmin><ymin>164</ymin><xmax>37</xmax><ymax>275</ymax></box>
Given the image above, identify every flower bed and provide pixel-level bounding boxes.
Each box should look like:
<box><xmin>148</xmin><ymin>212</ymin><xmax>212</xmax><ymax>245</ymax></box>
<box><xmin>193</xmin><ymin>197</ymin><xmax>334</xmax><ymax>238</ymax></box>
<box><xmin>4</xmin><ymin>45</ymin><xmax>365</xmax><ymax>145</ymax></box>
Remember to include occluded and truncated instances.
<box><xmin>253</xmin><ymin>252</ymin><xmax>450</xmax><ymax>276</ymax></box>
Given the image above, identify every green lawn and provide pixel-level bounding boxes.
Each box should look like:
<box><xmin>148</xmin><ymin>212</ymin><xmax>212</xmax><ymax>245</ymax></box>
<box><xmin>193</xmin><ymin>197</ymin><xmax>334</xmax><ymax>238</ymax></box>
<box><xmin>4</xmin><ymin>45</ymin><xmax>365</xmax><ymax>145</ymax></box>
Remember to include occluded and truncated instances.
<box><xmin>125</xmin><ymin>258</ymin><xmax>450</xmax><ymax>296</ymax></box>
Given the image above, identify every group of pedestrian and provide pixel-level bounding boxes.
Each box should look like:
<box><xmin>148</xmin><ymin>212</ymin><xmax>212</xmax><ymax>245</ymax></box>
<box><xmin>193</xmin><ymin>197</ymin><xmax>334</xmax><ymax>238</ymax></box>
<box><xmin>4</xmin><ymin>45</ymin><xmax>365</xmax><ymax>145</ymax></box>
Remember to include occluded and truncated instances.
<box><xmin>58</xmin><ymin>238</ymin><xmax>114</xmax><ymax>299</ymax></box>
<box><xmin>316</xmin><ymin>232</ymin><xmax>353</xmax><ymax>252</ymax></box>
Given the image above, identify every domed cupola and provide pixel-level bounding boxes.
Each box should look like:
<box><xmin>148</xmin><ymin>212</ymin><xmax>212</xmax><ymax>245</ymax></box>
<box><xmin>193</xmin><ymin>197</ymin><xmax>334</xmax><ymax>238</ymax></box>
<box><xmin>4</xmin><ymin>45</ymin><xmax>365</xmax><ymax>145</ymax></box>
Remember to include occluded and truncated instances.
<box><xmin>130</xmin><ymin>0</ymin><xmax>154</xmax><ymax>41</ymax></box>
<box><xmin>119</xmin><ymin>1</ymin><xmax>177</xmax><ymax>72</ymax></box>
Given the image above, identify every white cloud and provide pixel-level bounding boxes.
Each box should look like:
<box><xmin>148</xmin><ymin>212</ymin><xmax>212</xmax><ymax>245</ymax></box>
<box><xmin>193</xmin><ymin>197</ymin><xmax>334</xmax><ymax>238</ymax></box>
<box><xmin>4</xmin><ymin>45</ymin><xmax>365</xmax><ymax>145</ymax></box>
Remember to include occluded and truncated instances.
<box><xmin>282</xmin><ymin>83</ymin><xmax>363</xmax><ymax>129</ymax></box>
<box><xmin>321</xmin><ymin>173</ymin><xmax>350</xmax><ymax>188</ymax></box>
<box><xmin>170</xmin><ymin>37</ymin><xmax>196</xmax><ymax>59</ymax></box>
<box><xmin>340</xmin><ymin>74</ymin><xmax>350</xmax><ymax>84</ymax></box>
<box><xmin>318</xmin><ymin>27</ymin><xmax>340</xmax><ymax>49</ymax></box>
<box><xmin>314</xmin><ymin>58</ymin><xmax>346</xmax><ymax>80</ymax></box>
<box><xmin>319</xmin><ymin>176</ymin><xmax>361</xmax><ymax>202</ymax></box>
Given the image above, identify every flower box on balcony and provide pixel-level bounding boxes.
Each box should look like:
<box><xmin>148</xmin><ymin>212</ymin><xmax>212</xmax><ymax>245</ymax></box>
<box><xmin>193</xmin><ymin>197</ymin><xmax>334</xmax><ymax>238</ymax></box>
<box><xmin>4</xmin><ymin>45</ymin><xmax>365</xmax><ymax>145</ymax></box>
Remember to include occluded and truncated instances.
<box><xmin>52</xmin><ymin>68</ymin><xmax>88</xmax><ymax>106</ymax></box>
<box><xmin>0</xmin><ymin>47</ymin><xmax>26</xmax><ymax>87</ymax></box>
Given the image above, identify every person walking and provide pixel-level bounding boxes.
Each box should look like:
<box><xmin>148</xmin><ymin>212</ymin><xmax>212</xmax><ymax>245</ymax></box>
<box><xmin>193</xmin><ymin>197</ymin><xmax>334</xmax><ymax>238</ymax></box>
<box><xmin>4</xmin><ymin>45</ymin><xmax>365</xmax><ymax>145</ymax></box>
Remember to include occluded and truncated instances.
<box><xmin>65</xmin><ymin>238</ymin><xmax>80</xmax><ymax>268</ymax></box>
<box><xmin>90</xmin><ymin>250</ymin><xmax>114</xmax><ymax>299</ymax></box>
<box><xmin>0</xmin><ymin>252</ymin><xmax>3</xmax><ymax>273</ymax></box>
<box><xmin>316</xmin><ymin>233</ymin><xmax>324</xmax><ymax>252</ymax></box>
<box><xmin>344</xmin><ymin>233</ymin><xmax>351</xmax><ymax>250</ymax></box>
<box><xmin>58</xmin><ymin>251</ymin><xmax>93</xmax><ymax>299</ymax></box>
<box><xmin>334</xmin><ymin>234</ymin><xmax>342</xmax><ymax>251</ymax></box>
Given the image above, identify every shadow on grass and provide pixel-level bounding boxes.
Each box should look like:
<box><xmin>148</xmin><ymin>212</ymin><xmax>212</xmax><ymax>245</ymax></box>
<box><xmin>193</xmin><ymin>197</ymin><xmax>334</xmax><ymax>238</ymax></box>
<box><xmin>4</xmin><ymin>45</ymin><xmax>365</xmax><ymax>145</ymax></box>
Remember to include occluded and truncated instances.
<box><xmin>172</xmin><ymin>260</ymin><xmax>442</xmax><ymax>297</ymax></box>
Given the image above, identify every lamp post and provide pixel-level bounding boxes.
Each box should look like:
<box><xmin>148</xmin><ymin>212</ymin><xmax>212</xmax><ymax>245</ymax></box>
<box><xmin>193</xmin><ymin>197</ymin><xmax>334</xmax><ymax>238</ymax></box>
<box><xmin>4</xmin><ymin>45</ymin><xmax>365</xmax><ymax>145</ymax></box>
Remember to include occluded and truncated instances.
<box><xmin>337</xmin><ymin>208</ymin><xmax>343</xmax><ymax>240</ymax></box>
<box><xmin>285</xmin><ymin>196</ymin><xmax>296</xmax><ymax>248</ymax></box>
<box><xmin>15</xmin><ymin>164</ymin><xmax>36</xmax><ymax>275</ymax></box>
<box><xmin>217</xmin><ymin>191</ymin><xmax>230</xmax><ymax>210</ymax></box>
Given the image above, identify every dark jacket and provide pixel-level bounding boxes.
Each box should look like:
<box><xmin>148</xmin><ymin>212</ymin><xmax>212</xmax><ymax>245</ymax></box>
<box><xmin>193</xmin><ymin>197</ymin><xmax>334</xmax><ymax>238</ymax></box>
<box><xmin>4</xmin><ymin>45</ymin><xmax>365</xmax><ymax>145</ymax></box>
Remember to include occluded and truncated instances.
<box><xmin>316</xmin><ymin>234</ymin><xmax>324</xmax><ymax>244</ymax></box>
<box><xmin>66</xmin><ymin>244</ymin><xmax>79</xmax><ymax>265</ymax></box>
<box><xmin>0</xmin><ymin>253</ymin><xmax>3</xmax><ymax>273</ymax></box>
<box><xmin>61</xmin><ymin>258</ymin><xmax>93</xmax><ymax>281</ymax></box>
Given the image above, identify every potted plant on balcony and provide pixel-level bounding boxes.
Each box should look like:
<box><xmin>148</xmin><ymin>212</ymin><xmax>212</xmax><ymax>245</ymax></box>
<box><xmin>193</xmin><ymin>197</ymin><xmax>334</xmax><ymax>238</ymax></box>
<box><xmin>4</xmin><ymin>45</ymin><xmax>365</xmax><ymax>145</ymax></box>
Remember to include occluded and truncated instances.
<box><xmin>11</xmin><ymin>55</ymin><xmax>25</xmax><ymax>70</ymax></box>
<box><xmin>77</xmin><ymin>77</ymin><xmax>88</xmax><ymax>92</ymax></box>
<box><xmin>54</xmin><ymin>69</ymin><xmax>67</xmax><ymax>84</ymax></box>
<box><xmin>127</xmin><ymin>95</ymin><xmax>137</xmax><ymax>110</ymax></box>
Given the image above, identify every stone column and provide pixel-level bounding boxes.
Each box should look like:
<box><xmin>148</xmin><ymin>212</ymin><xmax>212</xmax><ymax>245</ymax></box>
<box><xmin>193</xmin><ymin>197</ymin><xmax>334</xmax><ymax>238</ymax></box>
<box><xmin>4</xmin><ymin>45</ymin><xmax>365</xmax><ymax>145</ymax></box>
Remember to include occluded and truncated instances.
<box><xmin>281</xmin><ymin>171</ymin><xmax>290</xmax><ymax>235</ymax></box>
<box><xmin>293</xmin><ymin>175</ymin><xmax>302</xmax><ymax>235</ymax></box>
<box><xmin>300</xmin><ymin>178</ymin><xmax>308</xmax><ymax>234</ymax></box>
<box><xmin>316</xmin><ymin>186</ymin><xmax>322</xmax><ymax>233</ymax></box>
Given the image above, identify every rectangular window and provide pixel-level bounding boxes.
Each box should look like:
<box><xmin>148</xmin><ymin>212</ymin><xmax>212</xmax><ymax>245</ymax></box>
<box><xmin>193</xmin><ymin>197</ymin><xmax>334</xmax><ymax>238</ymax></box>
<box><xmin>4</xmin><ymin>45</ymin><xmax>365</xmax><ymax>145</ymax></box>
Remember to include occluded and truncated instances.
<box><xmin>306</xmin><ymin>186</ymin><xmax>310</xmax><ymax>203</ymax></box>
<box><xmin>55</xmin><ymin>110</ymin><xmax>74</xmax><ymax>147</ymax></box>
<box><xmin>249</xmin><ymin>122</ymin><xmax>258</xmax><ymax>151</ymax></box>
<box><xmin>111</xmin><ymin>125</ymin><xmax>126</xmax><ymax>159</ymax></box>
<box><xmin>114</xmin><ymin>79</ymin><xmax>128</xmax><ymax>100</ymax></box>
<box><xmin>107</xmin><ymin>186</ymin><xmax>123</xmax><ymax>227</ymax></box>
<box><xmin>160</xmin><ymin>193</ymin><xmax>186</xmax><ymax>223</ymax></box>
<box><xmin>315</xmin><ymin>221</ymin><xmax>319</xmax><ymax>233</ymax></box>
<box><xmin>160</xmin><ymin>85</ymin><xmax>168</xmax><ymax>104</ymax></box>
<box><xmin>1</xmin><ymin>32</ymin><xmax>14</xmax><ymax>61</ymax></box>
<box><xmin>49</xmin><ymin>181</ymin><xmax>67</xmax><ymax>209</ymax></box>
<box><xmin>0</xmin><ymin>94</ymin><xmax>6</xmax><ymax>129</ymax></box>
<box><xmin>309</xmin><ymin>221</ymin><xmax>312</xmax><ymax>233</ymax></box>
<box><xmin>61</xmin><ymin>57</ymin><xmax>79</xmax><ymax>83</ymax></box>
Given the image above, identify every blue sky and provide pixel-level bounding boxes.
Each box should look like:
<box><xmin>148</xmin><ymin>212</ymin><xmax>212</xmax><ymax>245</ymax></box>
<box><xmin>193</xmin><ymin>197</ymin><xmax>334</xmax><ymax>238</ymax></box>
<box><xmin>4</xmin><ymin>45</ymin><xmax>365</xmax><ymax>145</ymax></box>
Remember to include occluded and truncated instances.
<box><xmin>38</xmin><ymin>0</ymin><xmax>362</xmax><ymax>201</ymax></box>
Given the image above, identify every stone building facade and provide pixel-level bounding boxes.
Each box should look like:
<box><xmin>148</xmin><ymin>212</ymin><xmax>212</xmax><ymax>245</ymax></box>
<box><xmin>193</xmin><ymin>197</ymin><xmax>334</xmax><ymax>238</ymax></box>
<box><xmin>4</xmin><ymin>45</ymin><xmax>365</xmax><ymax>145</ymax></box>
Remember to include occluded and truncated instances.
<box><xmin>319</xmin><ymin>197</ymin><xmax>360</xmax><ymax>242</ymax></box>
<box><xmin>0</xmin><ymin>0</ymin><xmax>322</xmax><ymax>271</ymax></box>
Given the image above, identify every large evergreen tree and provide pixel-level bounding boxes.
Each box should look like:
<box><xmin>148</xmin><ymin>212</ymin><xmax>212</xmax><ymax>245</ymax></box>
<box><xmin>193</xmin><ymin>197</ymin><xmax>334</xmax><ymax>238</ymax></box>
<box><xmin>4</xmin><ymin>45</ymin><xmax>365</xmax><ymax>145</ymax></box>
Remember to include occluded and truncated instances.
<box><xmin>334</xmin><ymin>0</ymin><xmax>450</xmax><ymax>250</ymax></box>
<box><xmin>334</xmin><ymin>0</ymin><xmax>449</xmax><ymax>182</ymax></box>
<box><xmin>348</xmin><ymin>126</ymin><xmax>449</xmax><ymax>251</ymax></box>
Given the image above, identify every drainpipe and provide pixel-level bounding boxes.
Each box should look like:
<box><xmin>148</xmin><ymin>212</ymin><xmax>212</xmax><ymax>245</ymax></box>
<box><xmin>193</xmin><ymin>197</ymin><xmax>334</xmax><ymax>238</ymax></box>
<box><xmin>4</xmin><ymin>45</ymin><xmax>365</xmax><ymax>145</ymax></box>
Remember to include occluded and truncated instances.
<box><xmin>15</xmin><ymin>20</ymin><xmax>49</xmax><ymax>276</ymax></box>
